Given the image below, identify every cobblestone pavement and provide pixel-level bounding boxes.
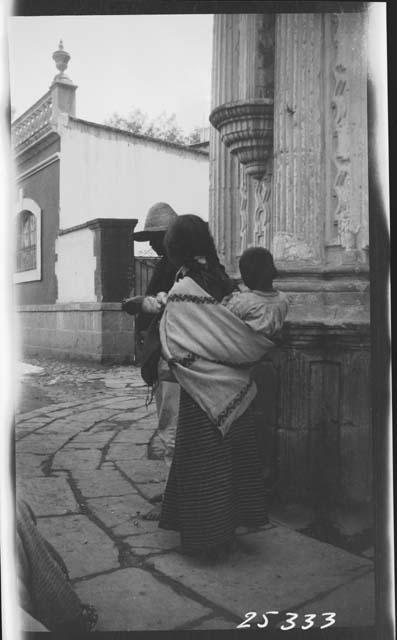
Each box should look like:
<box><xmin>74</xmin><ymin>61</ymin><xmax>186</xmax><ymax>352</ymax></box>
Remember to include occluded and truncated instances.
<box><xmin>15</xmin><ymin>359</ymin><xmax>375</xmax><ymax>631</ymax></box>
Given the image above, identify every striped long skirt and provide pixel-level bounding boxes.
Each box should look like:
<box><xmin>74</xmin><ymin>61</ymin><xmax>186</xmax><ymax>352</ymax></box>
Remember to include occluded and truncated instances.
<box><xmin>159</xmin><ymin>388</ymin><xmax>268</xmax><ymax>555</ymax></box>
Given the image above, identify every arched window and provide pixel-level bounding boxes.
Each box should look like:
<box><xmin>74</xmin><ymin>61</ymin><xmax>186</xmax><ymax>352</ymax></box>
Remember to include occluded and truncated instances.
<box><xmin>16</xmin><ymin>210</ymin><xmax>37</xmax><ymax>272</ymax></box>
<box><xmin>14</xmin><ymin>196</ymin><xmax>42</xmax><ymax>283</ymax></box>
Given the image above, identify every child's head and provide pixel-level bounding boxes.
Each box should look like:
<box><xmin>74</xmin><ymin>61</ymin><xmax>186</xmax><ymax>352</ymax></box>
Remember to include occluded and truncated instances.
<box><xmin>239</xmin><ymin>247</ymin><xmax>277</xmax><ymax>291</ymax></box>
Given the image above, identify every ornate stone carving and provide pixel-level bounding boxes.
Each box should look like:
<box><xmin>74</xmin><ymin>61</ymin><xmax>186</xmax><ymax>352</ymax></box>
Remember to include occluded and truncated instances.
<box><xmin>239</xmin><ymin>165</ymin><xmax>248</xmax><ymax>255</ymax></box>
<box><xmin>209</xmin><ymin>14</ymin><xmax>275</xmax><ymax>271</ymax></box>
<box><xmin>331</xmin><ymin>44</ymin><xmax>353</xmax><ymax>248</ymax></box>
<box><xmin>254</xmin><ymin>173</ymin><xmax>272</xmax><ymax>248</ymax></box>
<box><xmin>338</xmin><ymin>218</ymin><xmax>361</xmax><ymax>251</ymax></box>
<box><xmin>209</xmin><ymin>99</ymin><xmax>273</xmax><ymax>180</ymax></box>
<box><xmin>12</xmin><ymin>39</ymin><xmax>78</xmax><ymax>154</ymax></box>
<box><xmin>272</xmin><ymin>232</ymin><xmax>316</xmax><ymax>263</ymax></box>
<box><xmin>329</xmin><ymin>13</ymin><xmax>368</xmax><ymax>253</ymax></box>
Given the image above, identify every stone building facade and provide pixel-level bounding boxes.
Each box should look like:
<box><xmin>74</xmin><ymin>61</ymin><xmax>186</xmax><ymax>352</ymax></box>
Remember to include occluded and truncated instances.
<box><xmin>209</xmin><ymin>9</ymin><xmax>371</xmax><ymax>508</ymax></box>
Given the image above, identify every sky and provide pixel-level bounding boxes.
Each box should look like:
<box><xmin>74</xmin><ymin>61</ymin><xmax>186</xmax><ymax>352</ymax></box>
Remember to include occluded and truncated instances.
<box><xmin>7</xmin><ymin>14</ymin><xmax>214</xmax><ymax>133</ymax></box>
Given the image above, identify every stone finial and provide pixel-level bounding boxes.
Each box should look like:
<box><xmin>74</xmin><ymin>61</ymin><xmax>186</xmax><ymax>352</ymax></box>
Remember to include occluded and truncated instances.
<box><xmin>51</xmin><ymin>40</ymin><xmax>73</xmax><ymax>85</ymax></box>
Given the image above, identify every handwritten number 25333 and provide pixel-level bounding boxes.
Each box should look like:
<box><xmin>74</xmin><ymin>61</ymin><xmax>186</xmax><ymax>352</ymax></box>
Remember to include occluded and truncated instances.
<box><xmin>237</xmin><ymin>611</ymin><xmax>336</xmax><ymax>630</ymax></box>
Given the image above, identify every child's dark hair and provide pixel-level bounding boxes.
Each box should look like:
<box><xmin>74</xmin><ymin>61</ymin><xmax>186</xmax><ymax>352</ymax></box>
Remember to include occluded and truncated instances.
<box><xmin>239</xmin><ymin>247</ymin><xmax>277</xmax><ymax>291</ymax></box>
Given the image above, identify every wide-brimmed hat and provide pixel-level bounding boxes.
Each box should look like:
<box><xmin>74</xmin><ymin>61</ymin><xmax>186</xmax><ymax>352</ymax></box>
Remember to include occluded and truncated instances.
<box><xmin>133</xmin><ymin>202</ymin><xmax>178</xmax><ymax>241</ymax></box>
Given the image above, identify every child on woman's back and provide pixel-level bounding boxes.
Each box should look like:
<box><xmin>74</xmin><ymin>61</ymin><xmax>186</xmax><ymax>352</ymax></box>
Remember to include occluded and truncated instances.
<box><xmin>223</xmin><ymin>247</ymin><xmax>288</xmax><ymax>490</ymax></box>
<box><xmin>223</xmin><ymin>247</ymin><xmax>288</xmax><ymax>339</ymax></box>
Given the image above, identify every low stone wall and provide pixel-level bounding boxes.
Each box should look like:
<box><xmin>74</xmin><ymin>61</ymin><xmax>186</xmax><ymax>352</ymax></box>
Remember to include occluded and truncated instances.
<box><xmin>17</xmin><ymin>303</ymin><xmax>135</xmax><ymax>364</ymax></box>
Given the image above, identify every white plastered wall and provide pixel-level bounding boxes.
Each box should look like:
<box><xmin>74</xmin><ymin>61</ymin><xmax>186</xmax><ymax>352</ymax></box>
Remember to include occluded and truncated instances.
<box><xmin>59</xmin><ymin>120</ymin><xmax>209</xmax><ymax>240</ymax></box>
<box><xmin>55</xmin><ymin>228</ymin><xmax>96</xmax><ymax>302</ymax></box>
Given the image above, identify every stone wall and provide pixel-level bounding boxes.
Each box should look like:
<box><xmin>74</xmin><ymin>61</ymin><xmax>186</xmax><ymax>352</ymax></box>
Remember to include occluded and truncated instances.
<box><xmin>59</xmin><ymin>117</ymin><xmax>210</xmax><ymax>234</ymax></box>
<box><xmin>56</xmin><ymin>218</ymin><xmax>137</xmax><ymax>303</ymax></box>
<box><xmin>56</xmin><ymin>227</ymin><xmax>96</xmax><ymax>302</ymax></box>
<box><xmin>19</xmin><ymin>218</ymin><xmax>138</xmax><ymax>362</ymax></box>
<box><xmin>17</xmin><ymin>303</ymin><xmax>135</xmax><ymax>364</ymax></box>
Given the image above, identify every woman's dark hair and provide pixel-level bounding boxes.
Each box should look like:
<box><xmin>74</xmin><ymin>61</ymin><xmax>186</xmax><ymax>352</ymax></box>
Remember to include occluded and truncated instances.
<box><xmin>164</xmin><ymin>214</ymin><xmax>234</xmax><ymax>300</ymax></box>
<box><xmin>239</xmin><ymin>247</ymin><xmax>277</xmax><ymax>291</ymax></box>
<box><xmin>164</xmin><ymin>214</ymin><xmax>219</xmax><ymax>269</ymax></box>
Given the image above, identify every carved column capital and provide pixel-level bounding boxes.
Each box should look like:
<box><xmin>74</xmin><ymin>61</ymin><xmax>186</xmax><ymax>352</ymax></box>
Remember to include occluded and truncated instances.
<box><xmin>209</xmin><ymin>98</ymin><xmax>273</xmax><ymax>180</ymax></box>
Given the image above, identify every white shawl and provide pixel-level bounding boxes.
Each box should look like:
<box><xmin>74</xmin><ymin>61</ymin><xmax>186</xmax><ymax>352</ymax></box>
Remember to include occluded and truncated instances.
<box><xmin>159</xmin><ymin>276</ymin><xmax>275</xmax><ymax>436</ymax></box>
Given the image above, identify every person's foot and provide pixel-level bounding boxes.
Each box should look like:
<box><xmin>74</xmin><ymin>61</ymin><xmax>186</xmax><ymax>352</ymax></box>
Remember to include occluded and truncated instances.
<box><xmin>142</xmin><ymin>503</ymin><xmax>162</xmax><ymax>521</ymax></box>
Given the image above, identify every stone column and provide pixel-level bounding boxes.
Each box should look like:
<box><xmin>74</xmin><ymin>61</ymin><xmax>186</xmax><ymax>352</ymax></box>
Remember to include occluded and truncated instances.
<box><xmin>209</xmin><ymin>15</ymin><xmax>241</xmax><ymax>273</ymax></box>
<box><xmin>209</xmin><ymin>14</ymin><xmax>275</xmax><ymax>274</ymax></box>
<box><xmin>272</xmin><ymin>14</ymin><xmax>324</xmax><ymax>265</ymax></box>
<box><xmin>209</xmin><ymin>9</ymin><xmax>372</xmax><ymax>509</ymax></box>
<box><xmin>272</xmin><ymin>12</ymin><xmax>369</xmax><ymax>269</ymax></box>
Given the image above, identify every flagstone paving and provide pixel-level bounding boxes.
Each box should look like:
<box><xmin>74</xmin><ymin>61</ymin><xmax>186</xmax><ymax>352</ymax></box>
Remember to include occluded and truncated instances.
<box><xmin>14</xmin><ymin>358</ymin><xmax>376</xmax><ymax>631</ymax></box>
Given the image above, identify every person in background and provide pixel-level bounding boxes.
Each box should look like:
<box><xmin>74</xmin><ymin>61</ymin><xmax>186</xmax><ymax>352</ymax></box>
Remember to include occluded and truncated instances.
<box><xmin>122</xmin><ymin>202</ymin><xmax>180</xmax><ymax>520</ymax></box>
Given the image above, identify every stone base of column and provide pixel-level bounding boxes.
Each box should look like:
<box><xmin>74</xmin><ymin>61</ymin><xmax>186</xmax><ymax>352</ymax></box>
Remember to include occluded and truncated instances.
<box><xmin>254</xmin><ymin>319</ymin><xmax>371</xmax><ymax>508</ymax></box>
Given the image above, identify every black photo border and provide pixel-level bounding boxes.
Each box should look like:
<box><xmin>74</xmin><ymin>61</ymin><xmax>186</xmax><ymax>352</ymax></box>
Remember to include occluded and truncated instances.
<box><xmin>5</xmin><ymin>2</ymin><xmax>393</xmax><ymax>640</ymax></box>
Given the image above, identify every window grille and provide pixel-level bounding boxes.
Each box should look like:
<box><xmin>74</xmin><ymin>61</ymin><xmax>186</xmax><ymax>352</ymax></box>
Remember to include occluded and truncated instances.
<box><xmin>16</xmin><ymin>210</ymin><xmax>37</xmax><ymax>272</ymax></box>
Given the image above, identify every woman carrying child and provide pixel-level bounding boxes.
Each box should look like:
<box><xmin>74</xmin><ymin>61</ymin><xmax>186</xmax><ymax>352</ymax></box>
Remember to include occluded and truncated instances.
<box><xmin>158</xmin><ymin>215</ymin><xmax>288</xmax><ymax>559</ymax></box>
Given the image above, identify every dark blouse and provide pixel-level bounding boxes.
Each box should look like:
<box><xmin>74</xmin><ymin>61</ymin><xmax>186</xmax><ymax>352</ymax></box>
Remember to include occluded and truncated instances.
<box><xmin>145</xmin><ymin>256</ymin><xmax>178</xmax><ymax>296</ymax></box>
